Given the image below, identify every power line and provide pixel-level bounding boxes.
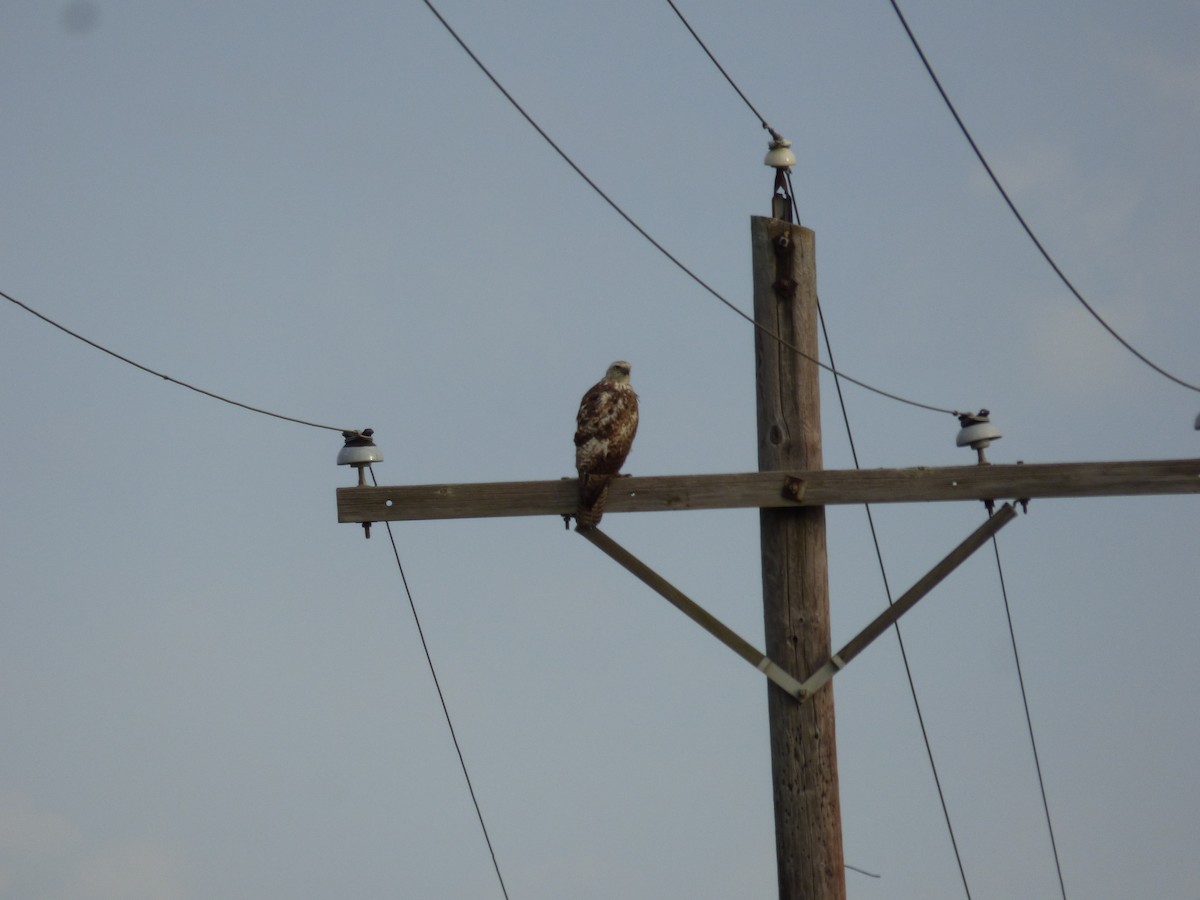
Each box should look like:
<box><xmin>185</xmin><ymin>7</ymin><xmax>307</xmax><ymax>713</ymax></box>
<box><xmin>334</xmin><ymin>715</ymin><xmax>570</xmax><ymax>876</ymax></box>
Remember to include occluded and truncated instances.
<box><xmin>663</xmin><ymin>0</ymin><xmax>779</xmax><ymax>139</ymax></box>
<box><xmin>670</xmin><ymin>0</ymin><xmax>1198</xmax><ymax>398</ymax></box>
<box><xmin>885</xmin><ymin>0</ymin><xmax>1200</xmax><ymax>396</ymax></box>
<box><xmin>990</xmin><ymin>533</ymin><xmax>1068</xmax><ymax>899</ymax></box>
<box><xmin>816</xmin><ymin>296</ymin><xmax>974</xmax><ymax>899</ymax></box>
<box><xmin>2</xmin><ymin>288</ymin><xmax>353</xmax><ymax>434</ymax></box>
<box><xmin>846</xmin><ymin>864</ymin><xmax>882</xmax><ymax>879</ymax></box>
<box><xmin>371</xmin><ymin>466</ymin><xmax>511</xmax><ymax>900</ymax></box>
<box><xmin>419</xmin><ymin>0</ymin><xmax>959</xmax><ymax>418</ymax></box>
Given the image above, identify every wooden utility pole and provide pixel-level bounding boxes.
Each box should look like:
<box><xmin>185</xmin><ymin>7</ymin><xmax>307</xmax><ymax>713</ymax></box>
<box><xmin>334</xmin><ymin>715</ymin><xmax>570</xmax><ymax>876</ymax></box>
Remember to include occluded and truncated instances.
<box><xmin>752</xmin><ymin>216</ymin><xmax>844</xmax><ymax>899</ymax></box>
<box><xmin>335</xmin><ymin>216</ymin><xmax>1199</xmax><ymax>899</ymax></box>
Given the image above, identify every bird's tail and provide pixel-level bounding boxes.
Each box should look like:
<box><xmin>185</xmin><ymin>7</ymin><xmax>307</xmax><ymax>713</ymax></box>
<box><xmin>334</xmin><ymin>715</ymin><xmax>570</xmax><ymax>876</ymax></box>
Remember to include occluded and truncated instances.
<box><xmin>575</xmin><ymin>474</ymin><xmax>613</xmax><ymax>529</ymax></box>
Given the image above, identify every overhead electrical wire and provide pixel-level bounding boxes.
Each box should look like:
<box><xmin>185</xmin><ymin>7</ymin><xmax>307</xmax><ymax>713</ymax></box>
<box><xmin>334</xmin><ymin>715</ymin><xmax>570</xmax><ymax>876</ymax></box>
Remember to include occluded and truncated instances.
<box><xmin>5</xmin><ymin>285</ymin><xmax>510</xmax><ymax>892</ymax></box>
<box><xmin>371</xmin><ymin>466</ymin><xmax>512</xmax><ymax>900</ymax></box>
<box><xmin>885</xmin><ymin>0</ymin><xmax>1200</xmax><ymax>396</ymax></box>
<box><xmin>664</xmin><ymin>0</ymin><xmax>780</xmax><ymax>141</ymax></box>
<box><xmin>2</xmin><ymin>296</ymin><xmax>507</xmax><ymax>887</ymax></box>
<box><xmin>989</xmin><ymin>535</ymin><xmax>1068</xmax><ymax>899</ymax></box>
<box><xmin>669</xmin><ymin>0</ymin><xmax>1199</xmax><ymax>398</ymax></box>
<box><xmin>419</xmin><ymin>0</ymin><xmax>959</xmax><ymax>419</ymax></box>
<box><xmin>2</xmin><ymin>288</ymin><xmax>354</xmax><ymax>434</ymax></box>
<box><xmin>815</xmin><ymin>282</ymin><xmax>974</xmax><ymax>899</ymax></box>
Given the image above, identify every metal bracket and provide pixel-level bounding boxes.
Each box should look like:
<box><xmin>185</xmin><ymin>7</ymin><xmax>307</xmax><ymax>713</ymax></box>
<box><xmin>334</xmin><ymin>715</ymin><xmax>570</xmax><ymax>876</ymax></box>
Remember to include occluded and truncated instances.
<box><xmin>772</xmin><ymin>233</ymin><xmax>797</xmax><ymax>302</ymax></box>
<box><xmin>783</xmin><ymin>475</ymin><xmax>807</xmax><ymax>502</ymax></box>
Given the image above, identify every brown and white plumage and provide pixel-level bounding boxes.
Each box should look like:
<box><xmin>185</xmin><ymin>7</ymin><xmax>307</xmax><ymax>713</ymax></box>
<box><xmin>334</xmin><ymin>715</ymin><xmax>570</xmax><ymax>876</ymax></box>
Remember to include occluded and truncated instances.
<box><xmin>574</xmin><ymin>361</ymin><xmax>639</xmax><ymax>529</ymax></box>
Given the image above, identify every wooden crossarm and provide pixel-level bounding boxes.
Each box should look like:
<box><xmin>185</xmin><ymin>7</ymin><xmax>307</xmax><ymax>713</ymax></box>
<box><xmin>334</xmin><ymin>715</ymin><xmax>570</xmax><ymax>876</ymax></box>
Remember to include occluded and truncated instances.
<box><xmin>336</xmin><ymin>458</ymin><xmax>1200</xmax><ymax>523</ymax></box>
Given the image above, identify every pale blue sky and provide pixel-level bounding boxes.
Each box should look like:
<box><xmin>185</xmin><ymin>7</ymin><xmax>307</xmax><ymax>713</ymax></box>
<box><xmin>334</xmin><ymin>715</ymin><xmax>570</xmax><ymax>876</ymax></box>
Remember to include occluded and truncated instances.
<box><xmin>2</xmin><ymin>1</ymin><xmax>1198</xmax><ymax>897</ymax></box>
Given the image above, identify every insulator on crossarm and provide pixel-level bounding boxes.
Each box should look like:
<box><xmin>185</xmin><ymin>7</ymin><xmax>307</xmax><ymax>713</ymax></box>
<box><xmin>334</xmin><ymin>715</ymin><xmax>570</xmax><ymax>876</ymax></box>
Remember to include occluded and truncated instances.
<box><xmin>338</xmin><ymin>428</ymin><xmax>383</xmax><ymax>538</ymax></box>
<box><xmin>955</xmin><ymin>409</ymin><xmax>1002</xmax><ymax>465</ymax></box>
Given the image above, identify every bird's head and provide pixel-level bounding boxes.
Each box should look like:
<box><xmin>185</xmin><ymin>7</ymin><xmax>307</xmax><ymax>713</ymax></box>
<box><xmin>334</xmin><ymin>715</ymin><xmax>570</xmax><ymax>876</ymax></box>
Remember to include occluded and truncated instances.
<box><xmin>605</xmin><ymin>360</ymin><xmax>632</xmax><ymax>384</ymax></box>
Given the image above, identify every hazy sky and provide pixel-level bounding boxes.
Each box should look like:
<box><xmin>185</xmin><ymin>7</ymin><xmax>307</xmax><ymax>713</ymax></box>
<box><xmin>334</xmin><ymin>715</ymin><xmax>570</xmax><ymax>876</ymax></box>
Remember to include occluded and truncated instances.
<box><xmin>2</xmin><ymin>1</ymin><xmax>1198</xmax><ymax>897</ymax></box>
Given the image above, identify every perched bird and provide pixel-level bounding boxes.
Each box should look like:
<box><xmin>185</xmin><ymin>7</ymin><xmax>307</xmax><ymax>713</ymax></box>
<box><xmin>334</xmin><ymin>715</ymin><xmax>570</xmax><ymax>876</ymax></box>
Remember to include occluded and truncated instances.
<box><xmin>574</xmin><ymin>361</ymin><xmax>639</xmax><ymax>529</ymax></box>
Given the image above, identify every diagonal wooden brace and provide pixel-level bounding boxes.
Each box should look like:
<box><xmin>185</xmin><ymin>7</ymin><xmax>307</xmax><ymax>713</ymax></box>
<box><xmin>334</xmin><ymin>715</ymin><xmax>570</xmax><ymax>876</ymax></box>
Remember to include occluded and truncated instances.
<box><xmin>577</xmin><ymin>526</ymin><xmax>807</xmax><ymax>698</ymax></box>
<box><xmin>578</xmin><ymin>504</ymin><xmax>1019</xmax><ymax>701</ymax></box>
<box><xmin>797</xmin><ymin>502</ymin><xmax>1019</xmax><ymax>699</ymax></box>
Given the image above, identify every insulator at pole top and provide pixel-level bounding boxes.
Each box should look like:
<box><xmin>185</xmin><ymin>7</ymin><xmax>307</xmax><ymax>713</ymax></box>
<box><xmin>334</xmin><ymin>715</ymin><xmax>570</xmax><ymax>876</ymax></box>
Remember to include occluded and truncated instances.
<box><xmin>764</xmin><ymin>135</ymin><xmax>797</xmax><ymax>170</ymax></box>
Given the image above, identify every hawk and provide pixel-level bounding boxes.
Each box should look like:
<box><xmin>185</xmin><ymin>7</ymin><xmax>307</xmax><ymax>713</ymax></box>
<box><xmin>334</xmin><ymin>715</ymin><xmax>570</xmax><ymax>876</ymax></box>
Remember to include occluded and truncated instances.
<box><xmin>574</xmin><ymin>360</ymin><xmax>639</xmax><ymax>529</ymax></box>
